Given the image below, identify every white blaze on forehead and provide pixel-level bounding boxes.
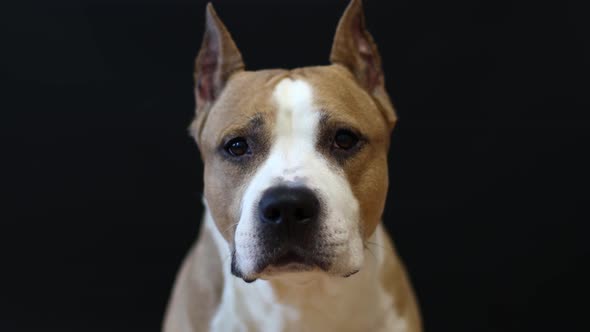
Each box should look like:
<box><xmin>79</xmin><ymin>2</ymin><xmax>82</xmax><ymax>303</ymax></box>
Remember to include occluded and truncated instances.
<box><xmin>234</xmin><ymin>78</ymin><xmax>363</xmax><ymax>277</ymax></box>
<box><xmin>271</xmin><ymin>78</ymin><xmax>319</xmax><ymax>176</ymax></box>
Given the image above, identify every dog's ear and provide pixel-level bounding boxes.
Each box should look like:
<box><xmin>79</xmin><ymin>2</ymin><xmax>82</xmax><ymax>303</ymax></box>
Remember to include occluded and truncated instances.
<box><xmin>330</xmin><ymin>0</ymin><xmax>397</xmax><ymax>129</ymax></box>
<box><xmin>194</xmin><ymin>3</ymin><xmax>244</xmax><ymax>114</ymax></box>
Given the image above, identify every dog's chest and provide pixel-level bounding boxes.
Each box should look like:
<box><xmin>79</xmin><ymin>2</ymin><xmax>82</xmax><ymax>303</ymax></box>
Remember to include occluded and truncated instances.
<box><xmin>209</xmin><ymin>273</ymin><xmax>407</xmax><ymax>332</ymax></box>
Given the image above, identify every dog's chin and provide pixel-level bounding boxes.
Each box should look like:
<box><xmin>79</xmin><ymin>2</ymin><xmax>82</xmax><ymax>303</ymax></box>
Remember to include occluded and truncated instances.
<box><xmin>262</xmin><ymin>259</ymin><xmax>317</xmax><ymax>275</ymax></box>
<box><xmin>257</xmin><ymin>265</ymin><xmax>361</xmax><ymax>285</ymax></box>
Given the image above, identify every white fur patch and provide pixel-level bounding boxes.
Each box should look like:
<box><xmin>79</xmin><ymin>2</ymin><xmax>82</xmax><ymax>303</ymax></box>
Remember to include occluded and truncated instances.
<box><xmin>233</xmin><ymin>78</ymin><xmax>364</xmax><ymax>278</ymax></box>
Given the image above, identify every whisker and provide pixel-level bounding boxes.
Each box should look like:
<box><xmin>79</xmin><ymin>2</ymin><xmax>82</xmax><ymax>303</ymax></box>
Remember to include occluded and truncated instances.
<box><xmin>365</xmin><ymin>240</ymin><xmax>386</xmax><ymax>250</ymax></box>
<box><xmin>222</xmin><ymin>221</ymin><xmax>241</xmax><ymax>235</ymax></box>
<box><xmin>363</xmin><ymin>242</ymin><xmax>377</xmax><ymax>261</ymax></box>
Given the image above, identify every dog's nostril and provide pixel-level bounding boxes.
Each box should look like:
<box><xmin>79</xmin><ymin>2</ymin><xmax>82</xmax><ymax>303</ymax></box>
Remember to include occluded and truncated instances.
<box><xmin>264</xmin><ymin>207</ymin><xmax>281</xmax><ymax>223</ymax></box>
<box><xmin>294</xmin><ymin>207</ymin><xmax>312</xmax><ymax>223</ymax></box>
<box><xmin>294</xmin><ymin>208</ymin><xmax>305</xmax><ymax>219</ymax></box>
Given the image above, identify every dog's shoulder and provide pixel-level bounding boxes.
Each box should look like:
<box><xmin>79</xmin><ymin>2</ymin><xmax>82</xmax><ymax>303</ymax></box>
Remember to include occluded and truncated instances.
<box><xmin>379</xmin><ymin>227</ymin><xmax>423</xmax><ymax>332</ymax></box>
<box><xmin>163</xmin><ymin>222</ymin><xmax>223</xmax><ymax>332</ymax></box>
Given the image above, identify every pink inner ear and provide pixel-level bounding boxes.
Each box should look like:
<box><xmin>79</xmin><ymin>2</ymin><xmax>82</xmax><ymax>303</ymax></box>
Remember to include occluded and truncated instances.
<box><xmin>357</xmin><ymin>34</ymin><xmax>371</xmax><ymax>55</ymax></box>
<box><xmin>196</xmin><ymin>33</ymin><xmax>221</xmax><ymax>102</ymax></box>
<box><xmin>352</xmin><ymin>15</ymin><xmax>381</xmax><ymax>92</ymax></box>
<box><xmin>197</xmin><ymin>76</ymin><xmax>214</xmax><ymax>102</ymax></box>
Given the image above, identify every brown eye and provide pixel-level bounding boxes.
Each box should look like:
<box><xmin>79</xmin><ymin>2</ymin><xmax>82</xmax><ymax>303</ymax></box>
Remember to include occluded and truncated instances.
<box><xmin>333</xmin><ymin>130</ymin><xmax>359</xmax><ymax>150</ymax></box>
<box><xmin>225</xmin><ymin>137</ymin><xmax>250</xmax><ymax>157</ymax></box>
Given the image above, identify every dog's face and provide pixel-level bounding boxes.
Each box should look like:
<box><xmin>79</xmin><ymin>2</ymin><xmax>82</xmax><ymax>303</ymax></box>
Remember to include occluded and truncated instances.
<box><xmin>191</xmin><ymin>0</ymin><xmax>397</xmax><ymax>282</ymax></box>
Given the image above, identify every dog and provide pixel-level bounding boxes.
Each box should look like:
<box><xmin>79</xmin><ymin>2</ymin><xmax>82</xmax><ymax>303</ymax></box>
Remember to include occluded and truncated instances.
<box><xmin>163</xmin><ymin>1</ymin><xmax>421</xmax><ymax>331</ymax></box>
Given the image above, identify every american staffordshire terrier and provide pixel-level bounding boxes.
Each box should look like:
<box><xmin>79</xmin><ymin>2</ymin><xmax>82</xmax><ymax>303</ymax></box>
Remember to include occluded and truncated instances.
<box><xmin>163</xmin><ymin>1</ymin><xmax>422</xmax><ymax>331</ymax></box>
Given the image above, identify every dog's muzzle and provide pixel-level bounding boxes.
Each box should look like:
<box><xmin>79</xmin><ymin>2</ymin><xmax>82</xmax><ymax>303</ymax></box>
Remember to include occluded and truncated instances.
<box><xmin>251</xmin><ymin>185</ymin><xmax>328</xmax><ymax>272</ymax></box>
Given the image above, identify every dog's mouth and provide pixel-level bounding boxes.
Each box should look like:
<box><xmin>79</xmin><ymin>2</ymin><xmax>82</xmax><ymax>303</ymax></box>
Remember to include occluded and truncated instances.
<box><xmin>270</xmin><ymin>250</ymin><xmax>307</xmax><ymax>267</ymax></box>
<box><xmin>233</xmin><ymin>246</ymin><xmax>361</xmax><ymax>282</ymax></box>
<box><xmin>257</xmin><ymin>248</ymin><xmax>327</xmax><ymax>275</ymax></box>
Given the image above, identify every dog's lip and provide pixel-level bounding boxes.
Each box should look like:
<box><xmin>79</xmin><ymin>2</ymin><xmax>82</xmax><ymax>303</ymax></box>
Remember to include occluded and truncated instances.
<box><xmin>256</xmin><ymin>249</ymin><xmax>321</xmax><ymax>274</ymax></box>
<box><xmin>271</xmin><ymin>250</ymin><xmax>307</xmax><ymax>267</ymax></box>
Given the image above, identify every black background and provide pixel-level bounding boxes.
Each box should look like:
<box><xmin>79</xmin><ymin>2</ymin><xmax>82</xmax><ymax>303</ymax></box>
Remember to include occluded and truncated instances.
<box><xmin>2</xmin><ymin>0</ymin><xmax>589</xmax><ymax>331</ymax></box>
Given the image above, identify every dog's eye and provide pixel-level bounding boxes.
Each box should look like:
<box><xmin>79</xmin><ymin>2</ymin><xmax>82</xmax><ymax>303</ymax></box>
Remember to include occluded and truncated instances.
<box><xmin>333</xmin><ymin>130</ymin><xmax>359</xmax><ymax>150</ymax></box>
<box><xmin>225</xmin><ymin>137</ymin><xmax>250</xmax><ymax>157</ymax></box>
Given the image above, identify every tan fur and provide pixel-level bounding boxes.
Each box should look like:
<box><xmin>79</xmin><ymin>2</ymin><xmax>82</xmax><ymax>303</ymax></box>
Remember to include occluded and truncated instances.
<box><xmin>379</xmin><ymin>230</ymin><xmax>423</xmax><ymax>331</ymax></box>
<box><xmin>163</xmin><ymin>220</ymin><xmax>223</xmax><ymax>332</ymax></box>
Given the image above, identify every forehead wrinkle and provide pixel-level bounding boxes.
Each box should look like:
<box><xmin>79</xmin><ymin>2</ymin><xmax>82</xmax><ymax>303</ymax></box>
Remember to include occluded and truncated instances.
<box><xmin>318</xmin><ymin>110</ymin><xmax>362</xmax><ymax>128</ymax></box>
<box><xmin>215</xmin><ymin>112</ymin><xmax>266</xmax><ymax>143</ymax></box>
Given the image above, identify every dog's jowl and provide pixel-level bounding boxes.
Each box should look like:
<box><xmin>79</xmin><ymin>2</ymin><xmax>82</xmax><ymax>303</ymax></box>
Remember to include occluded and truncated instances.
<box><xmin>164</xmin><ymin>1</ymin><xmax>422</xmax><ymax>331</ymax></box>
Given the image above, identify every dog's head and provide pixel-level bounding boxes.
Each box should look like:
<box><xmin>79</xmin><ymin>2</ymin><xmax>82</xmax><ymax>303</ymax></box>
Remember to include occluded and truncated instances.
<box><xmin>190</xmin><ymin>0</ymin><xmax>397</xmax><ymax>282</ymax></box>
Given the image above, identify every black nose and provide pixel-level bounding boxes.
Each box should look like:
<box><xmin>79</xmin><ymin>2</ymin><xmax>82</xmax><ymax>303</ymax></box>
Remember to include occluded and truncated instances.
<box><xmin>258</xmin><ymin>186</ymin><xmax>320</xmax><ymax>225</ymax></box>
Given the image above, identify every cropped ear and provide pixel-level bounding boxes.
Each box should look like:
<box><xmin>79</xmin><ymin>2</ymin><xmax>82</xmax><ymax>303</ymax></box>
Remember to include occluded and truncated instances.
<box><xmin>330</xmin><ymin>0</ymin><xmax>397</xmax><ymax>128</ymax></box>
<box><xmin>195</xmin><ymin>3</ymin><xmax>245</xmax><ymax>113</ymax></box>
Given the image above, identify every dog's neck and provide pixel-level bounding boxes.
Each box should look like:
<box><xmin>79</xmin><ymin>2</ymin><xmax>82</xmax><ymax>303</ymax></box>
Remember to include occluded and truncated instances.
<box><xmin>204</xmin><ymin>208</ymin><xmax>407</xmax><ymax>332</ymax></box>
